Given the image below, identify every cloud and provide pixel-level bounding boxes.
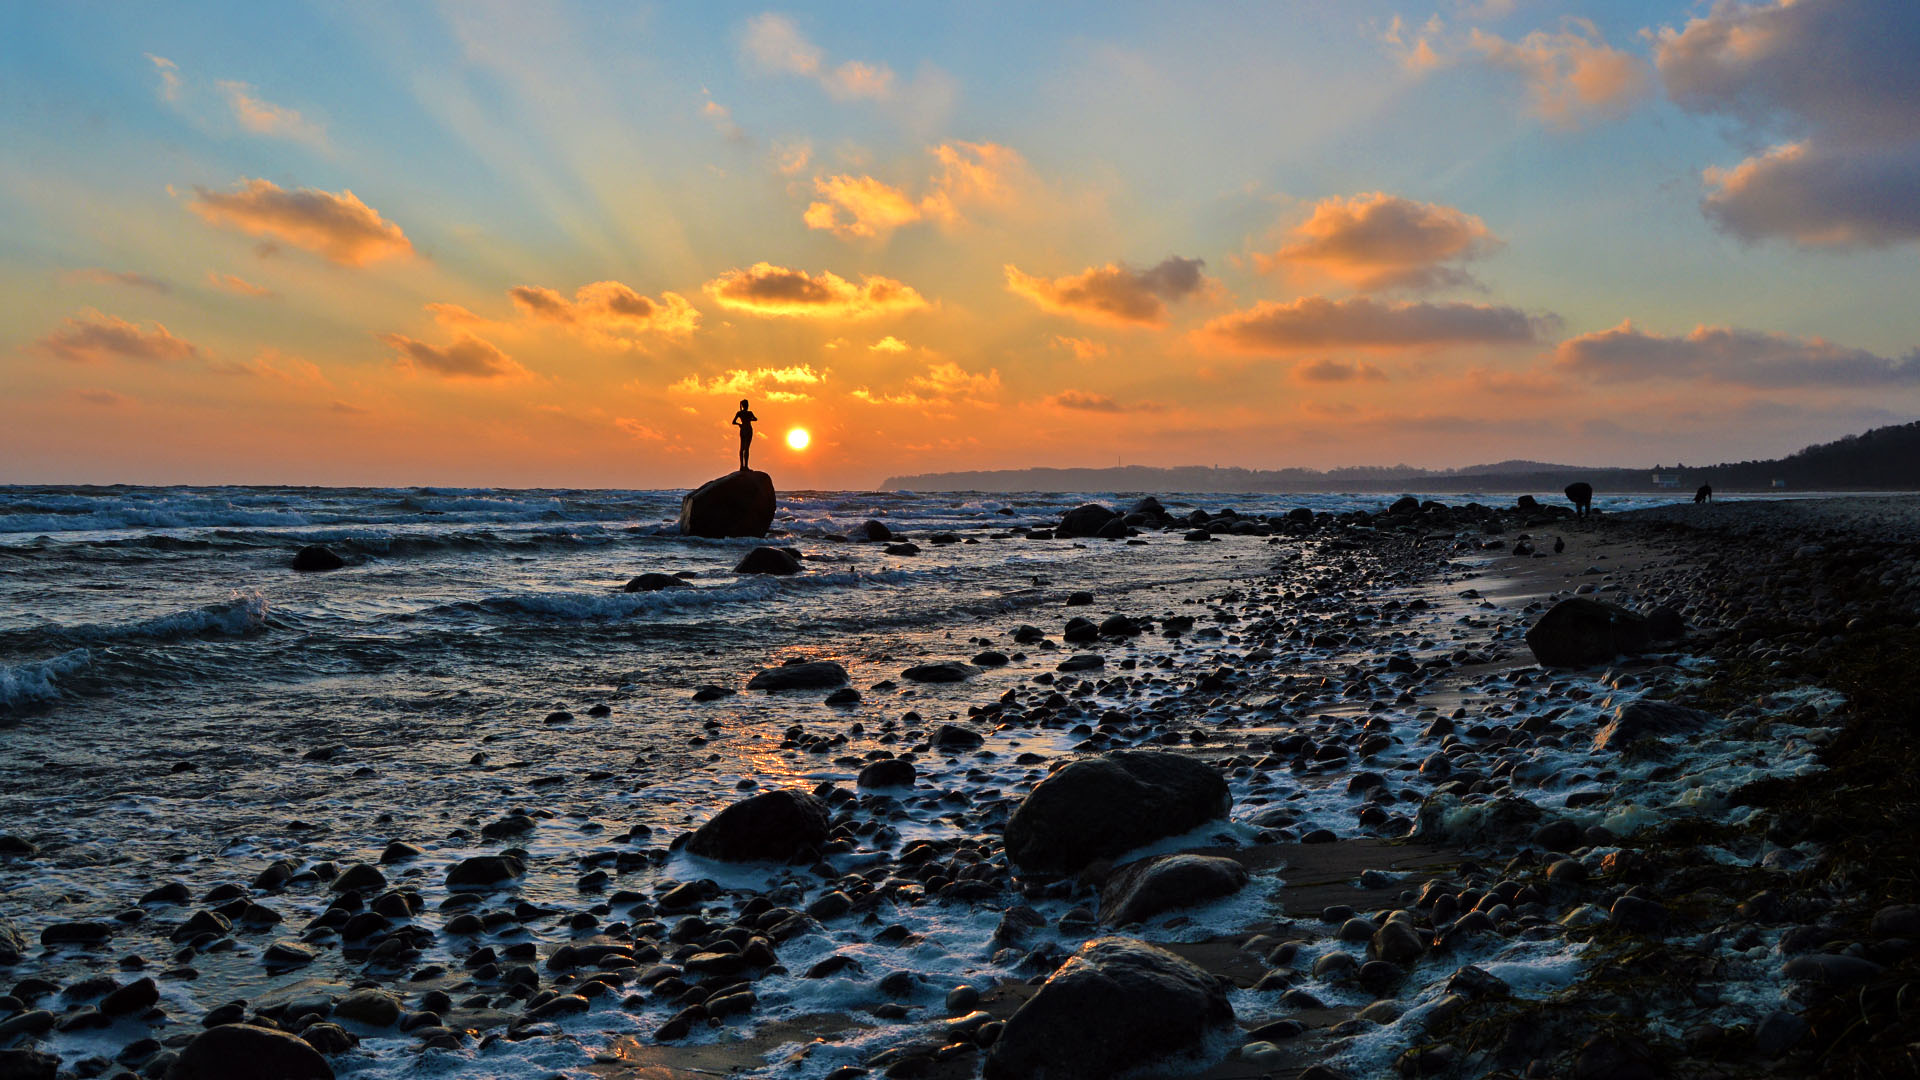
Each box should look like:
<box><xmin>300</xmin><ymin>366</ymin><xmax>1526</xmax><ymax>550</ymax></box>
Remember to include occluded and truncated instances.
<box><xmin>1198</xmin><ymin>295</ymin><xmax>1545</xmax><ymax>353</ymax></box>
<box><xmin>507</xmin><ymin>280</ymin><xmax>700</xmax><ymax>338</ymax></box>
<box><xmin>869</xmin><ymin>336</ymin><xmax>909</xmax><ymax>353</ymax></box>
<box><xmin>1045</xmin><ymin>390</ymin><xmax>1168</xmax><ymax>414</ymax></box>
<box><xmin>853</xmin><ymin>362</ymin><xmax>1000</xmax><ymax>407</ymax></box>
<box><xmin>381</xmin><ymin>332</ymin><xmax>525</xmax><ymax>379</ymax></box>
<box><xmin>702</xmin><ymin>94</ymin><xmax>746</xmax><ymax>142</ymax></box>
<box><xmin>1555</xmin><ymin>320</ymin><xmax>1920</xmax><ymax>388</ymax></box>
<box><xmin>1255</xmin><ymin>193</ymin><xmax>1501</xmax><ymax>291</ymax></box>
<box><xmin>1295</xmin><ymin>358</ymin><xmax>1387</xmax><ymax>382</ymax></box>
<box><xmin>1004</xmin><ymin>257</ymin><xmax>1209</xmax><ymax>328</ymax></box>
<box><xmin>206</xmin><ymin>271</ymin><xmax>275</xmax><ymax>297</ymax></box>
<box><xmin>147</xmin><ymin>54</ymin><xmax>182</xmax><ymax>102</ymax></box>
<box><xmin>207</xmin><ymin>349</ymin><xmax>329</xmax><ymax>387</ymax></box>
<box><xmin>189</xmin><ymin>179</ymin><xmax>412</xmax><ymax>266</ymax></box>
<box><xmin>63</xmin><ymin>268</ymin><xmax>171</xmax><ymax>293</ymax></box>
<box><xmin>705</xmin><ymin>262</ymin><xmax>928</xmax><ymax>319</ymax></box>
<box><xmin>803</xmin><ymin>142</ymin><xmax>1028</xmax><ymax>240</ymax></box>
<box><xmin>31</xmin><ymin>310</ymin><xmax>200</xmax><ymax>364</ymax></box>
<box><xmin>669</xmin><ymin>364</ymin><xmax>827</xmax><ymax>403</ymax></box>
<box><xmin>1052</xmin><ymin>336</ymin><xmax>1109</xmax><ymax>361</ymax></box>
<box><xmin>773</xmin><ymin>138</ymin><xmax>812</xmax><ymax>175</ymax></box>
<box><xmin>1467</xmin><ymin>19</ymin><xmax>1649</xmax><ymax>127</ymax></box>
<box><xmin>1657</xmin><ymin>0</ymin><xmax>1920</xmax><ymax>250</ymax></box>
<box><xmin>741</xmin><ymin>13</ymin><xmax>894</xmax><ymax>100</ymax></box>
<box><xmin>614</xmin><ymin>418</ymin><xmax>665</xmax><ymax>441</ymax></box>
<box><xmin>71</xmin><ymin>389</ymin><xmax>133</xmax><ymax>407</ymax></box>
<box><xmin>217</xmin><ymin>81</ymin><xmax>326</xmax><ymax>147</ymax></box>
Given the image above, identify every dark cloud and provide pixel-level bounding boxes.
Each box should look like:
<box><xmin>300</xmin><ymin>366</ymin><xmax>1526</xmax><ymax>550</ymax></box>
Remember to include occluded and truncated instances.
<box><xmin>1199</xmin><ymin>295</ymin><xmax>1544</xmax><ymax>353</ymax></box>
<box><xmin>381</xmin><ymin>332</ymin><xmax>524</xmax><ymax>379</ymax></box>
<box><xmin>32</xmin><ymin>310</ymin><xmax>201</xmax><ymax>364</ymax></box>
<box><xmin>1295</xmin><ymin>358</ymin><xmax>1387</xmax><ymax>382</ymax></box>
<box><xmin>1556</xmin><ymin>320</ymin><xmax>1920</xmax><ymax>387</ymax></box>
<box><xmin>1044</xmin><ymin>390</ymin><xmax>1167</xmax><ymax>413</ymax></box>
<box><xmin>1004</xmin><ymin>257</ymin><xmax>1208</xmax><ymax>327</ymax></box>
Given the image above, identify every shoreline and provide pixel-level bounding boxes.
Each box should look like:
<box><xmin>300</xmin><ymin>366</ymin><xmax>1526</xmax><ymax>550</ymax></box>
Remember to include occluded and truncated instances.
<box><xmin>0</xmin><ymin>496</ymin><xmax>1914</xmax><ymax>1079</ymax></box>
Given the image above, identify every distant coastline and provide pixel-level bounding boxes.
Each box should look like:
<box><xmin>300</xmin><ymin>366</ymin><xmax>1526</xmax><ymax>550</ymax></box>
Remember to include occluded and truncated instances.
<box><xmin>883</xmin><ymin>419</ymin><xmax>1920</xmax><ymax>494</ymax></box>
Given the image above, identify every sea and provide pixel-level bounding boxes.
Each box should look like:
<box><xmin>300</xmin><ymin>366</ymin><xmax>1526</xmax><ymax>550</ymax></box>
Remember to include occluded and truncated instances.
<box><xmin>0</xmin><ymin>483</ymin><xmax>1811</xmax><ymax>1078</ymax></box>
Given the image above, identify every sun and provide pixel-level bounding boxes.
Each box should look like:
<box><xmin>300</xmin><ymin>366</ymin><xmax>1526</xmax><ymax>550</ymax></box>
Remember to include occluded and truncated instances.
<box><xmin>785</xmin><ymin>427</ymin><xmax>811</xmax><ymax>451</ymax></box>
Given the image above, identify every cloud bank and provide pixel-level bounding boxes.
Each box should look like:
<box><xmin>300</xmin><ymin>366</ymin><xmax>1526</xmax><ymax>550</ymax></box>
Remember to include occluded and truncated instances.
<box><xmin>1199</xmin><ymin>295</ymin><xmax>1544</xmax><ymax>353</ymax></box>
<box><xmin>705</xmin><ymin>263</ymin><xmax>928</xmax><ymax>319</ymax></box>
<box><xmin>1256</xmin><ymin>193</ymin><xmax>1500</xmax><ymax>291</ymax></box>
<box><xmin>1557</xmin><ymin>320</ymin><xmax>1920</xmax><ymax>387</ymax></box>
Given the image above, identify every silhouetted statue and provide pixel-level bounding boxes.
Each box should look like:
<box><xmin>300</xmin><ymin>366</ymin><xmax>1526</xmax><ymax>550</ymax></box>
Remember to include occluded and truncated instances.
<box><xmin>1564</xmin><ymin>482</ymin><xmax>1594</xmax><ymax>519</ymax></box>
<box><xmin>732</xmin><ymin>399</ymin><xmax>758</xmax><ymax>472</ymax></box>
<box><xmin>1694</xmin><ymin>484</ymin><xmax>1712</xmax><ymax>504</ymax></box>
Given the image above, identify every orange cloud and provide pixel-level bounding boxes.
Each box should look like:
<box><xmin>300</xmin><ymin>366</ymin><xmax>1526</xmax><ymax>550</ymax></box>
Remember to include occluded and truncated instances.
<box><xmin>1004</xmin><ymin>257</ymin><xmax>1208</xmax><ymax>328</ymax></box>
<box><xmin>208</xmin><ymin>349</ymin><xmax>330</xmax><ymax>387</ymax></box>
<box><xmin>1052</xmin><ymin>336</ymin><xmax>1109</xmax><ymax>360</ymax></box>
<box><xmin>705</xmin><ymin>263</ymin><xmax>928</xmax><ymax>319</ymax></box>
<box><xmin>189</xmin><ymin>178</ymin><xmax>412</xmax><ymax>266</ymax></box>
<box><xmin>614</xmin><ymin>418</ymin><xmax>665</xmax><ymax>441</ymax></box>
<box><xmin>32</xmin><ymin>310</ymin><xmax>200</xmax><ymax>364</ymax></box>
<box><xmin>381</xmin><ymin>332</ymin><xmax>525</xmax><ymax>379</ymax></box>
<box><xmin>1555</xmin><ymin>320</ymin><xmax>1920</xmax><ymax>387</ymax></box>
<box><xmin>853</xmin><ymin>361</ymin><xmax>1000</xmax><ymax>407</ymax></box>
<box><xmin>1467</xmin><ymin>20</ymin><xmax>1648</xmax><ymax>128</ymax></box>
<box><xmin>63</xmin><ymin>268</ymin><xmax>171</xmax><ymax>293</ymax></box>
<box><xmin>207</xmin><ymin>271</ymin><xmax>275</xmax><ymax>297</ymax></box>
<box><xmin>1198</xmin><ymin>295</ymin><xmax>1543</xmax><ymax>353</ymax></box>
<box><xmin>507</xmin><ymin>280</ymin><xmax>700</xmax><ymax>338</ymax></box>
<box><xmin>217</xmin><ymin>81</ymin><xmax>325</xmax><ymax>146</ymax></box>
<box><xmin>1295</xmin><ymin>358</ymin><xmax>1387</xmax><ymax>382</ymax></box>
<box><xmin>1045</xmin><ymin>390</ymin><xmax>1167</xmax><ymax>413</ymax></box>
<box><xmin>669</xmin><ymin>364</ymin><xmax>827</xmax><ymax>403</ymax></box>
<box><xmin>741</xmin><ymin>13</ymin><xmax>894</xmax><ymax>101</ymax></box>
<box><xmin>804</xmin><ymin>142</ymin><xmax>1028</xmax><ymax>240</ymax></box>
<box><xmin>805</xmin><ymin>174</ymin><xmax>925</xmax><ymax>239</ymax></box>
<box><xmin>1256</xmin><ymin>193</ymin><xmax>1500</xmax><ymax>291</ymax></box>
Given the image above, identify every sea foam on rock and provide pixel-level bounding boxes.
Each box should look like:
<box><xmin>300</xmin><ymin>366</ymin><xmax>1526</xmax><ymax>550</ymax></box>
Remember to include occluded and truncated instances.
<box><xmin>984</xmin><ymin>937</ymin><xmax>1233</xmax><ymax>1080</ymax></box>
<box><xmin>1098</xmin><ymin>853</ymin><xmax>1249</xmax><ymax>925</ymax></box>
<box><xmin>679</xmin><ymin>470</ymin><xmax>775</xmax><ymax>539</ymax></box>
<box><xmin>1004</xmin><ymin>750</ymin><xmax>1230</xmax><ymax>874</ymax></box>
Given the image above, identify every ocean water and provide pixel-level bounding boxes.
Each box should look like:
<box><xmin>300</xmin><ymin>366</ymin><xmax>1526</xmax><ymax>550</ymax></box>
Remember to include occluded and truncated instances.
<box><xmin>0</xmin><ymin>483</ymin><xmax>1812</xmax><ymax>1078</ymax></box>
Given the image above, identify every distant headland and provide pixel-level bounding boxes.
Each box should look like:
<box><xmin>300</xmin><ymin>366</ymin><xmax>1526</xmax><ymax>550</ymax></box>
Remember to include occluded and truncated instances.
<box><xmin>883</xmin><ymin>420</ymin><xmax>1920</xmax><ymax>494</ymax></box>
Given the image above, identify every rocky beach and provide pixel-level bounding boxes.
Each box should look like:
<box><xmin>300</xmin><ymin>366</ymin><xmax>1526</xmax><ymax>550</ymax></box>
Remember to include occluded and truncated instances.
<box><xmin>2</xmin><ymin>489</ymin><xmax>1918</xmax><ymax>1080</ymax></box>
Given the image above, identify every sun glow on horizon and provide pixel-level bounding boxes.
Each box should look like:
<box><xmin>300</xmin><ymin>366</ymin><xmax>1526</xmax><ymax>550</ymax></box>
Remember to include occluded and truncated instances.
<box><xmin>786</xmin><ymin>427</ymin><xmax>811</xmax><ymax>451</ymax></box>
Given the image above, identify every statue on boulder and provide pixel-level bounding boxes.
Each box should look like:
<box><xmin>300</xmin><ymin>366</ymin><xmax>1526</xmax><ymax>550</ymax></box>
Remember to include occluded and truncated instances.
<box><xmin>732</xmin><ymin>399</ymin><xmax>758</xmax><ymax>472</ymax></box>
<box><xmin>681</xmin><ymin>402</ymin><xmax>776</xmax><ymax>538</ymax></box>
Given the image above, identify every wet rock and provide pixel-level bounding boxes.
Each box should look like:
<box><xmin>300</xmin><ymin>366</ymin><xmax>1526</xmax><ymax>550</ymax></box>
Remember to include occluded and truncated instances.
<box><xmin>984</xmin><ymin>938</ymin><xmax>1232</xmax><ymax>1080</ymax></box>
<box><xmin>292</xmin><ymin>545</ymin><xmax>345</xmax><ymax>572</ymax></box>
<box><xmin>264</xmin><ymin>942</ymin><xmax>317</xmax><ymax>969</ymax></box>
<box><xmin>1645</xmin><ymin>605</ymin><xmax>1685</xmax><ymax>641</ymax></box>
<box><xmin>883</xmin><ymin>542</ymin><xmax>920</xmax><ymax>556</ymax></box>
<box><xmin>1871</xmin><ymin>904</ymin><xmax>1920</xmax><ymax>938</ymax></box>
<box><xmin>1524</xmin><ymin>598</ymin><xmax>1652</xmax><ymax>668</ymax></box>
<box><xmin>0</xmin><ymin>1050</ymin><xmax>57</xmax><ymax>1080</ymax></box>
<box><xmin>333</xmin><ymin>988</ymin><xmax>403</xmax><ymax>1027</ymax></box>
<box><xmin>852</xmin><ymin>520</ymin><xmax>892</xmax><ymax>542</ymax></box>
<box><xmin>1609</xmin><ymin>895</ymin><xmax>1669</xmax><ymax>933</ymax></box>
<box><xmin>40</xmin><ymin>921</ymin><xmax>113</xmax><ymax>947</ymax></box>
<box><xmin>746</xmin><ymin>661</ymin><xmax>848</xmax><ymax>691</ymax></box>
<box><xmin>1058</xmin><ymin>505</ymin><xmax>1119</xmax><ymax>538</ymax></box>
<box><xmin>734</xmin><ymin>546</ymin><xmax>802</xmax><ymax>575</ymax></box>
<box><xmin>1753</xmin><ymin>1009</ymin><xmax>1806</xmax><ymax>1056</ymax></box>
<box><xmin>687</xmin><ymin>789</ymin><xmax>830</xmax><ymax>863</ymax></box>
<box><xmin>0</xmin><ymin>918</ymin><xmax>22</xmax><ymax>963</ymax></box>
<box><xmin>680</xmin><ymin>470</ymin><xmax>776</xmax><ymax>539</ymax></box>
<box><xmin>99</xmin><ymin>976</ymin><xmax>157</xmax><ymax>1017</ymax></box>
<box><xmin>624</xmin><ymin>573</ymin><xmax>690</xmax><ymax>593</ymax></box>
<box><xmin>1003</xmin><ymin>750</ymin><xmax>1230</xmax><ymax>874</ymax></box>
<box><xmin>445</xmin><ymin>855</ymin><xmax>525</xmax><ymax>891</ymax></box>
<box><xmin>692</xmin><ymin>685</ymin><xmax>733</xmax><ymax>702</ymax></box>
<box><xmin>1097</xmin><ymin>854</ymin><xmax>1249</xmax><ymax>925</ymax></box>
<box><xmin>824</xmin><ymin>687</ymin><xmax>861</xmax><ymax>705</ymax></box>
<box><xmin>931</xmin><ymin>724</ymin><xmax>984</xmax><ymax>749</ymax></box>
<box><xmin>300</xmin><ymin>1023</ymin><xmax>357</xmax><ymax>1056</ymax></box>
<box><xmin>857</xmin><ymin>759</ymin><xmax>916</xmax><ymax>788</ymax></box>
<box><xmin>331</xmin><ymin>863</ymin><xmax>386</xmax><ymax>894</ymax></box>
<box><xmin>1369</xmin><ymin>919</ymin><xmax>1425</xmax><ymax>965</ymax></box>
<box><xmin>171</xmin><ymin>1022</ymin><xmax>334</xmax><ymax>1079</ymax></box>
<box><xmin>0</xmin><ymin>836</ymin><xmax>36</xmax><ymax>858</ymax></box>
<box><xmin>903</xmin><ymin>661</ymin><xmax>977</xmax><ymax>683</ymax></box>
<box><xmin>1781</xmin><ymin>952</ymin><xmax>1884</xmax><ymax>986</ymax></box>
<box><xmin>1594</xmin><ymin>699</ymin><xmax>1713</xmax><ymax>753</ymax></box>
<box><xmin>524</xmin><ymin>994</ymin><xmax>590</xmax><ymax>1021</ymax></box>
<box><xmin>1411</xmin><ymin>794</ymin><xmax>1541</xmax><ymax>845</ymax></box>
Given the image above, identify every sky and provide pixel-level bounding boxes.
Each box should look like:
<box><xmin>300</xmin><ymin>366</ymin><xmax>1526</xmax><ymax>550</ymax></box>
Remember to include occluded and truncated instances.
<box><xmin>2</xmin><ymin>0</ymin><xmax>1917</xmax><ymax>489</ymax></box>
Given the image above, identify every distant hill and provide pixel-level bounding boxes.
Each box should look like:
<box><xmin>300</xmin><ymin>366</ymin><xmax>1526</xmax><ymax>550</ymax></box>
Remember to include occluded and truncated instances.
<box><xmin>881</xmin><ymin>420</ymin><xmax>1920</xmax><ymax>494</ymax></box>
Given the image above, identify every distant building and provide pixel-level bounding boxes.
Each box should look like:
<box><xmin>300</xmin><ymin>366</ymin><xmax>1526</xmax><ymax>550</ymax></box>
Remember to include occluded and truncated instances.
<box><xmin>1771</xmin><ymin>479</ymin><xmax>1787</xmax><ymax>489</ymax></box>
<box><xmin>1651</xmin><ymin>473</ymin><xmax>1682</xmax><ymax>488</ymax></box>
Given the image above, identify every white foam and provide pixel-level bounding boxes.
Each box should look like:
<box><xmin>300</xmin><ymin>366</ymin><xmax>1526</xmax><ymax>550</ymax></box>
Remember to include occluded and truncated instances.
<box><xmin>0</xmin><ymin>647</ymin><xmax>91</xmax><ymax>709</ymax></box>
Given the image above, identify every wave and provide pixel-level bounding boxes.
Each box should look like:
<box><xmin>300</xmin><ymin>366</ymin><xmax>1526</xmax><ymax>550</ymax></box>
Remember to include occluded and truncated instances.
<box><xmin>0</xmin><ymin>648</ymin><xmax>92</xmax><ymax>711</ymax></box>
<box><xmin>452</xmin><ymin>567</ymin><xmax>949</xmax><ymax>622</ymax></box>
<box><xmin>1</xmin><ymin>592</ymin><xmax>271</xmax><ymax>649</ymax></box>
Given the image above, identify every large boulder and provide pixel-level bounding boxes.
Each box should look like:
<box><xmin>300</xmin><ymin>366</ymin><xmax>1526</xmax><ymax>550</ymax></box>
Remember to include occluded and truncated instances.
<box><xmin>746</xmin><ymin>660</ymin><xmax>848</xmax><ymax>691</ymax></box>
<box><xmin>734</xmin><ymin>547</ymin><xmax>801</xmax><ymax>575</ymax></box>
<box><xmin>1098</xmin><ymin>854</ymin><xmax>1249</xmax><ymax>925</ymax></box>
<box><xmin>1594</xmin><ymin>699</ymin><xmax>1713</xmax><ymax>752</ymax></box>
<box><xmin>1057</xmin><ymin>504</ymin><xmax>1118</xmax><ymax>538</ymax></box>
<box><xmin>170</xmin><ymin>1022</ymin><xmax>335</xmax><ymax>1079</ymax></box>
<box><xmin>444</xmin><ymin>855</ymin><xmax>525</xmax><ymax>891</ymax></box>
<box><xmin>687</xmin><ymin>789</ymin><xmax>830</xmax><ymax>863</ymax></box>
<box><xmin>1003</xmin><ymin>751</ymin><xmax>1230</xmax><ymax>874</ymax></box>
<box><xmin>679</xmin><ymin>471</ymin><xmax>776</xmax><ymax>539</ymax></box>
<box><xmin>983</xmin><ymin>938</ymin><xmax>1233</xmax><ymax>1080</ymax></box>
<box><xmin>1524</xmin><ymin>598</ymin><xmax>1652</xmax><ymax>668</ymax></box>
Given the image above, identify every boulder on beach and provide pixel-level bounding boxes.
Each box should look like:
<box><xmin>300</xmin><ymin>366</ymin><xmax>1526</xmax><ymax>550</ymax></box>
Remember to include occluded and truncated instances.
<box><xmin>687</xmin><ymin>789</ymin><xmax>830</xmax><ymax>863</ymax></box>
<box><xmin>1058</xmin><ymin>504</ymin><xmax>1119</xmax><ymax>538</ymax></box>
<box><xmin>624</xmin><ymin>573</ymin><xmax>690</xmax><ymax>593</ymax></box>
<box><xmin>902</xmin><ymin>661</ymin><xmax>976</xmax><ymax>683</ymax></box>
<box><xmin>1098</xmin><ymin>854</ymin><xmax>1249</xmax><ymax>925</ymax></box>
<box><xmin>292</xmin><ymin>545</ymin><xmax>344</xmax><ymax>572</ymax></box>
<box><xmin>1004</xmin><ymin>750</ymin><xmax>1230</xmax><ymax>874</ymax></box>
<box><xmin>1524</xmin><ymin>597</ymin><xmax>1652</xmax><ymax>667</ymax></box>
<box><xmin>983</xmin><ymin>937</ymin><xmax>1233</xmax><ymax>1080</ymax></box>
<box><xmin>734</xmin><ymin>546</ymin><xmax>801</xmax><ymax>575</ymax></box>
<box><xmin>857</xmin><ymin>758</ymin><xmax>916</xmax><ymax>788</ymax></box>
<box><xmin>0</xmin><ymin>1051</ymin><xmax>58</xmax><ymax>1080</ymax></box>
<box><xmin>850</xmin><ymin>519</ymin><xmax>892</xmax><ymax>542</ymax></box>
<box><xmin>746</xmin><ymin>660</ymin><xmax>848</xmax><ymax>691</ymax></box>
<box><xmin>171</xmin><ymin>1022</ymin><xmax>335</xmax><ymax>1079</ymax></box>
<box><xmin>1593</xmin><ymin>699</ymin><xmax>1713</xmax><ymax>752</ymax></box>
<box><xmin>679</xmin><ymin>470</ymin><xmax>776</xmax><ymax>539</ymax></box>
<box><xmin>445</xmin><ymin>855</ymin><xmax>525</xmax><ymax>891</ymax></box>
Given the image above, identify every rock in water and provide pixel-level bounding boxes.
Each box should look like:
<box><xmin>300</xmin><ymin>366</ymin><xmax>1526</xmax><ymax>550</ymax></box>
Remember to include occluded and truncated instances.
<box><xmin>170</xmin><ymin>1023</ymin><xmax>335</xmax><ymax>1079</ymax></box>
<box><xmin>445</xmin><ymin>855</ymin><xmax>525</xmax><ymax>890</ymax></box>
<box><xmin>1524</xmin><ymin>598</ymin><xmax>1652</xmax><ymax>667</ymax></box>
<box><xmin>291</xmin><ymin>545</ymin><xmax>344</xmax><ymax>572</ymax></box>
<box><xmin>746</xmin><ymin>660</ymin><xmax>848</xmax><ymax>691</ymax></box>
<box><xmin>984</xmin><ymin>938</ymin><xmax>1233</xmax><ymax>1080</ymax></box>
<box><xmin>687</xmin><ymin>789</ymin><xmax>830</xmax><ymax>863</ymax></box>
<box><xmin>679</xmin><ymin>471</ymin><xmax>776</xmax><ymax>539</ymax></box>
<box><xmin>734</xmin><ymin>547</ymin><xmax>801</xmax><ymax>575</ymax></box>
<box><xmin>1593</xmin><ymin>699</ymin><xmax>1713</xmax><ymax>752</ymax></box>
<box><xmin>624</xmin><ymin>573</ymin><xmax>690</xmax><ymax>593</ymax></box>
<box><xmin>1003</xmin><ymin>751</ymin><xmax>1230</xmax><ymax>874</ymax></box>
<box><xmin>1098</xmin><ymin>854</ymin><xmax>1249</xmax><ymax>925</ymax></box>
<box><xmin>1057</xmin><ymin>504</ymin><xmax>1118</xmax><ymax>538</ymax></box>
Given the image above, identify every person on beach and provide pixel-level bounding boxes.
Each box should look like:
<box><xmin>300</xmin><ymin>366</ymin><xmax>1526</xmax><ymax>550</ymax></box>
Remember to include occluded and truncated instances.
<box><xmin>1695</xmin><ymin>484</ymin><xmax>1713</xmax><ymax>504</ymax></box>
<box><xmin>732</xmin><ymin>399</ymin><xmax>758</xmax><ymax>472</ymax></box>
